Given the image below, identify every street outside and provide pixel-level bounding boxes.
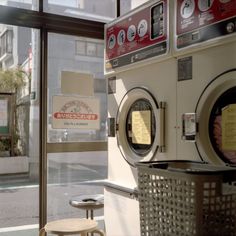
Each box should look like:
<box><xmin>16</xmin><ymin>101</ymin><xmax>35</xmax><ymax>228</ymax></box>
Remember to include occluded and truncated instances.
<box><xmin>0</xmin><ymin>151</ymin><xmax>107</xmax><ymax>235</ymax></box>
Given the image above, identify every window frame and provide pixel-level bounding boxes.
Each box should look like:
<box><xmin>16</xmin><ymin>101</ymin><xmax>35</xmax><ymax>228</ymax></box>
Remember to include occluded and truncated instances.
<box><xmin>0</xmin><ymin>29</ymin><xmax>13</xmax><ymax>59</ymax></box>
<box><xmin>0</xmin><ymin>0</ymin><xmax>118</xmax><ymax>229</ymax></box>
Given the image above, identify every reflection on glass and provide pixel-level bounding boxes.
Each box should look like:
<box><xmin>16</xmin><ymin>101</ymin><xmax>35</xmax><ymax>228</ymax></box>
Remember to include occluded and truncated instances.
<box><xmin>120</xmin><ymin>0</ymin><xmax>149</xmax><ymax>15</ymax></box>
<box><xmin>47</xmin><ymin>33</ymin><xmax>107</xmax><ymax>143</ymax></box>
<box><xmin>47</xmin><ymin>152</ymin><xmax>107</xmax><ymax>223</ymax></box>
<box><xmin>0</xmin><ymin>24</ymin><xmax>40</xmax><ymax>234</ymax></box>
<box><xmin>43</xmin><ymin>0</ymin><xmax>115</xmax><ymax>22</ymax></box>
<box><xmin>0</xmin><ymin>0</ymin><xmax>38</xmax><ymax>10</ymax></box>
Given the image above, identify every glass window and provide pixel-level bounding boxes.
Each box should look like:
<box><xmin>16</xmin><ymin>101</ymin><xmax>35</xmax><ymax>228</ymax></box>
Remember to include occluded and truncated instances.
<box><xmin>47</xmin><ymin>33</ymin><xmax>107</xmax><ymax>227</ymax></box>
<box><xmin>47</xmin><ymin>151</ymin><xmax>107</xmax><ymax>223</ymax></box>
<box><xmin>0</xmin><ymin>28</ymin><xmax>13</xmax><ymax>59</ymax></box>
<box><xmin>0</xmin><ymin>25</ymin><xmax>31</xmax><ymax>68</ymax></box>
<box><xmin>86</xmin><ymin>42</ymin><xmax>97</xmax><ymax>56</ymax></box>
<box><xmin>44</xmin><ymin>0</ymin><xmax>116</xmax><ymax>22</ymax></box>
<box><xmin>76</xmin><ymin>38</ymin><xmax>104</xmax><ymax>58</ymax></box>
<box><xmin>97</xmin><ymin>43</ymin><xmax>104</xmax><ymax>58</ymax></box>
<box><xmin>75</xmin><ymin>40</ymin><xmax>86</xmax><ymax>55</ymax></box>
<box><xmin>0</xmin><ymin>25</ymin><xmax>40</xmax><ymax>235</ymax></box>
<box><xmin>47</xmin><ymin>33</ymin><xmax>107</xmax><ymax>143</ymax></box>
<box><xmin>0</xmin><ymin>0</ymin><xmax>38</xmax><ymax>11</ymax></box>
<box><xmin>120</xmin><ymin>0</ymin><xmax>149</xmax><ymax>15</ymax></box>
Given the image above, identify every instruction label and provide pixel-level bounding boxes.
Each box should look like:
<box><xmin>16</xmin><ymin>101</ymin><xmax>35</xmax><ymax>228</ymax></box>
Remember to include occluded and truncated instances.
<box><xmin>178</xmin><ymin>56</ymin><xmax>192</xmax><ymax>81</ymax></box>
<box><xmin>132</xmin><ymin>110</ymin><xmax>151</xmax><ymax>145</ymax></box>
<box><xmin>222</xmin><ymin>104</ymin><xmax>236</xmax><ymax>151</ymax></box>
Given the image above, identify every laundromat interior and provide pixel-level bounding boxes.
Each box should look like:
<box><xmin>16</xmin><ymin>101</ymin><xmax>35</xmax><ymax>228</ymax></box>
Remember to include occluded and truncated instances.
<box><xmin>0</xmin><ymin>1</ymin><xmax>236</xmax><ymax>236</ymax></box>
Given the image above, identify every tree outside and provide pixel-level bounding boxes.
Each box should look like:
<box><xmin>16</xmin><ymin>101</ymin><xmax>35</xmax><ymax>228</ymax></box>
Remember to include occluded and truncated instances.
<box><xmin>0</xmin><ymin>68</ymin><xmax>30</xmax><ymax>157</ymax></box>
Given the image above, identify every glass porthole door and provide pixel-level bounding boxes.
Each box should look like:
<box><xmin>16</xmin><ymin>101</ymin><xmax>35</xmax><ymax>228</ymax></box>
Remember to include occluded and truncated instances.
<box><xmin>196</xmin><ymin>70</ymin><xmax>236</xmax><ymax>165</ymax></box>
<box><xmin>116</xmin><ymin>87</ymin><xmax>165</xmax><ymax>166</ymax></box>
<box><xmin>126</xmin><ymin>98</ymin><xmax>156</xmax><ymax>157</ymax></box>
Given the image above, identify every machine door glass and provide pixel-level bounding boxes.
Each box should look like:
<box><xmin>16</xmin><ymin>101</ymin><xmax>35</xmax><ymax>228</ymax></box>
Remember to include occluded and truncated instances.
<box><xmin>209</xmin><ymin>87</ymin><xmax>236</xmax><ymax>165</ymax></box>
<box><xmin>117</xmin><ymin>88</ymin><xmax>161</xmax><ymax>166</ymax></box>
<box><xmin>46</xmin><ymin>32</ymin><xmax>107</xmax><ymax>227</ymax></box>
<box><xmin>196</xmin><ymin>70</ymin><xmax>236</xmax><ymax>165</ymax></box>
<box><xmin>126</xmin><ymin>98</ymin><xmax>155</xmax><ymax>156</ymax></box>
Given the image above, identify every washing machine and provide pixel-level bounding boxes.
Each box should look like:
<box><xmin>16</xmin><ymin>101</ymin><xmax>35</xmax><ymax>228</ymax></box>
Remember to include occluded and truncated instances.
<box><xmin>174</xmin><ymin>0</ymin><xmax>236</xmax><ymax>165</ymax></box>
<box><xmin>104</xmin><ymin>1</ymin><xmax>176</xmax><ymax>235</ymax></box>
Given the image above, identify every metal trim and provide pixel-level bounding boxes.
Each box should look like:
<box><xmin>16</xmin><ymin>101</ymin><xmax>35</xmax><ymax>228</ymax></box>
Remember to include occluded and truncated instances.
<box><xmin>0</xmin><ymin>5</ymin><xmax>104</xmax><ymax>39</ymax></box>
<box><xmin>78</xmin><ymin>179</ymin><xmax>139</xmax><ymax>200</ymax></box>
<box><xmin>117</xmin><ymin>0</ymin><xmax>120</xmax><ymax>17</ymax></box>
<box><xmin>40</xmin><ymin>28</ymin><xmax>47</xmax><ymax>229</ymax></box>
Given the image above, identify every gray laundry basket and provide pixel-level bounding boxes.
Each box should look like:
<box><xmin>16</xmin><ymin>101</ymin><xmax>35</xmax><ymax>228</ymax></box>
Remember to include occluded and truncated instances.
<box><xmin>136</xmin><ymin>161</ymin><xmax>236</xmax><ymax>236</ymax></box>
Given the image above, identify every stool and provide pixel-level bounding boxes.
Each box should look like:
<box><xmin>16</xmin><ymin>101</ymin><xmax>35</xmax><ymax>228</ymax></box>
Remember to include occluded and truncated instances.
<box><xmin>69</xmin><ymin>194</ymin><xmax>104</xmax><ymax>219</ymax></box>
<box><xmin>39</xmin><ymin>218</ymin><xmax>105</xmax><ymax>236</ymax></box>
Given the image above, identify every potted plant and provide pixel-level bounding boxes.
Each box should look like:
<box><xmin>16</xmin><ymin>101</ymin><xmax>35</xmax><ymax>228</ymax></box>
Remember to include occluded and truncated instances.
<box><xmin>0</xmin><ymin>68</ymin><xmax>28</xmax><ymax>157</ymax></box>
<box><xmin>0</xmin><ymin>138</ymin><xmax>11</xmax><ymax>157</ymax></box>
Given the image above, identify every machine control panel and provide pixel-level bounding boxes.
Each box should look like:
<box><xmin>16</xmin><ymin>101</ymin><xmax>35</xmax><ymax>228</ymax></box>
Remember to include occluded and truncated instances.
<box><xmin>105</xmin><ymin>0</ymin><xmax>169</xmax><ymax>71</ymax></box>
<box><xmin>176</xmin><ymin>0</ymin><xmax>236</xmax><ymax>49</ymax></box>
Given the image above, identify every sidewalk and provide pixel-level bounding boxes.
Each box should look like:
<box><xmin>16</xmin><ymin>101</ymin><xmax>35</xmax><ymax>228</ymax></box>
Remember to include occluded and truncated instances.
<box><xmin>0</xmin><ymin>151</ymin><xmax>107</xmax><ymax>235</ymax></box>
<box><xmin>0</xmin><ymin>173</ymin><xmax>32</xmax><ymax>187</ymax></box>
<box><xmin>0</xmin><ymin>225</ymin><xmax>38</xmax><ymax>236</ymax></box>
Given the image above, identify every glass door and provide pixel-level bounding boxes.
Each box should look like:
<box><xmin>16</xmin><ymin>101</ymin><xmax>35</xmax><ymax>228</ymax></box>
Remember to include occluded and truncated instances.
<box><xmin>0</xmin><ymin>25</ymin><xmax>40</xmax><ymax>236</ymax></box>
<box><xmin>46</xmin><ymin>32</ymin><xmax>107</xmax><ymax>230</ymax></box>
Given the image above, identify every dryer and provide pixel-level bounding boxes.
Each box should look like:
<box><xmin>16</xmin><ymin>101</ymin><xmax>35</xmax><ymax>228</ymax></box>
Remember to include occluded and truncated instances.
<box><xmin>174</xmin><ymin>0</ymin><xmax>236</xmax><ymax>165</ymax></box>
<box><xmin>104</xmin><ymin>1</ymin><xmax>176</xmax><ymax>235</ymax></box>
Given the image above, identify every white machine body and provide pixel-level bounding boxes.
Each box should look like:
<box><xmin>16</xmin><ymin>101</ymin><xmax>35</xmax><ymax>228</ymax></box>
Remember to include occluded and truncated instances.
<box><xmin>104</xmin><ymin>1</ymin><xmax>176</xmax><ymax>235</ymax></box>
<box><xmin>174</xmin><ymin>0</ymin><xmax>236</xmax><ymax>165</ymax></box>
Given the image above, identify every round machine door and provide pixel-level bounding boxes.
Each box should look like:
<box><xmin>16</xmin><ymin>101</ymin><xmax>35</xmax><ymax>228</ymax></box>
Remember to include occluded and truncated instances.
<box><xmin>196</xmin><ymin>69</ymin><xmax>236</xmax><ymax>165</ymax></box>
<box><xmin>116</xmin><ymin>87</ymin><xmax>165</xmax><ymax>166</ymax></box>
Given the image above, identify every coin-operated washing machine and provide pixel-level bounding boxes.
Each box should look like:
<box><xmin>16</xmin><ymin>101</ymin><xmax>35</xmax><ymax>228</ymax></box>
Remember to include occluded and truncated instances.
<box><xmin>174</xmin><ymin>0</ymin><xmax>236</xmax><ymax>165</ymax></box>
<box><xmin>104</xmin><ymin>0</ymin><xmax>176</xmax><ymax>235</ymax></box>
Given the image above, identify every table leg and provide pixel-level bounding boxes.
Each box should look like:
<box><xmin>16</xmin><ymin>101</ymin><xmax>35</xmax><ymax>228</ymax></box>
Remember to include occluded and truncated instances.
<box><xmin>92</xmin><ymin>229</ymin><xmax>105</xmax><ymax>236</ymax></box>
<box><xmin>39</xmin><ymin>228</ymin><xmax>46</xmax><ymax>236</ymax></box>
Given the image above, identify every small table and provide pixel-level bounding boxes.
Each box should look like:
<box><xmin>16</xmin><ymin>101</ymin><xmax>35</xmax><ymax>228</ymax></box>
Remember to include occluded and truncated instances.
<box><xmin>69</xmin><ymin>194</ymin><xmax>104</xmax><ymax>219</ymax></box>
<box><xmin>39</xmin><ymin>218</ymin><xmax>104</xmax><ymax>236</ymax></box>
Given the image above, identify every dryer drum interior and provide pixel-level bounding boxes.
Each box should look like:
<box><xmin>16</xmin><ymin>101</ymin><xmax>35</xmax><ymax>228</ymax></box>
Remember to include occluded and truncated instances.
<box><xmin>209</xmin><ymin>87</ymin><xmax>236</xmax><ymax>165</ymax></box>
<box><xmin>196</xmin><ymin>70</ymin><xmax>236</xmax><ymax>165</ymax></box>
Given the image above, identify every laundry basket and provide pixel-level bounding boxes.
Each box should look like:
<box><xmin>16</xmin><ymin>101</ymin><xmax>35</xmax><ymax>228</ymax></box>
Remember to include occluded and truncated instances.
<box><xmin>136</xmin><ymin>161</ymin><xmax>236</xmax><ymax>236</ymax></box>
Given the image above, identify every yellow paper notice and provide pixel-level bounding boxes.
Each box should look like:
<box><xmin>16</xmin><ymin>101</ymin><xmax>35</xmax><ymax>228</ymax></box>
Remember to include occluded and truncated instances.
<box><xmin>222</xmin><ymin>104</ymin><xmax>236</xmax><ymax>151</ymax></box>
<box><xmin>132</xmin><ymin>110</ymin><xmax>151</xmax><ymax>145</ymax></box>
